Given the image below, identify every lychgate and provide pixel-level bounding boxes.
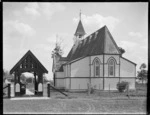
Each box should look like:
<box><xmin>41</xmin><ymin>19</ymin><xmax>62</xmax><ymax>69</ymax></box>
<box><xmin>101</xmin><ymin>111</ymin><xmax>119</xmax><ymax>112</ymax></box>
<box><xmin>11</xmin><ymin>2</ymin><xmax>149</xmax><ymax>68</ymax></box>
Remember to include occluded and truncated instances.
<box><xmin>10</xmin><ymin>50</ymin><xmax>48</xmax><ymax>97</ymax></box>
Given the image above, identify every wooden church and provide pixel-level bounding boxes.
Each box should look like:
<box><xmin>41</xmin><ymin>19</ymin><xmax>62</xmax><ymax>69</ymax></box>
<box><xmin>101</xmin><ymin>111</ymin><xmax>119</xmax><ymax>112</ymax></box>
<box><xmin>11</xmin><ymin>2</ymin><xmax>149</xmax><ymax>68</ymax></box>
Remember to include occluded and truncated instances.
<box><xmin>52</xmin><ymin>13</ymin><xmax>136</xmax><ymax>91</ymax></box>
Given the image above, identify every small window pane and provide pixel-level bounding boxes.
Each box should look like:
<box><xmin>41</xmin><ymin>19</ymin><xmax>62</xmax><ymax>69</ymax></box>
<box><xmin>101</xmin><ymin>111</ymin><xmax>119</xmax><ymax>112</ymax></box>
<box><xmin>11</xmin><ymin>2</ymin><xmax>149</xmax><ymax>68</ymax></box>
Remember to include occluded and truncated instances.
<box><xmin>109</xmin><ymin>66</ymin><xmax>113</xmax><ymax>75</ymax></box>
<box><xmin>109</xmin><ymin>59</ymin><xmax>115</xmax><ymax>76</ymax></box>
<box><xmin>96</xmin><ymin>66</ymin><xmax>99</xmax><ymax>76</ymax></box>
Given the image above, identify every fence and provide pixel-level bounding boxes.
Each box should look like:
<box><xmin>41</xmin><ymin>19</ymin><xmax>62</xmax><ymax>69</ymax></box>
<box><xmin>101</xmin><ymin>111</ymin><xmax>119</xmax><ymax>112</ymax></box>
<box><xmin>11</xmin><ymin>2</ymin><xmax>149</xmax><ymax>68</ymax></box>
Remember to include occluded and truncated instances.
<box><xmin>47</xmin><ymin>83</ymin><xmax>68</xmax><ymax>97</ymax></box>
<box><xmin>3</xmin><ymin>84</ymin><xmax>11</xmax><ymax>98</ymax></box>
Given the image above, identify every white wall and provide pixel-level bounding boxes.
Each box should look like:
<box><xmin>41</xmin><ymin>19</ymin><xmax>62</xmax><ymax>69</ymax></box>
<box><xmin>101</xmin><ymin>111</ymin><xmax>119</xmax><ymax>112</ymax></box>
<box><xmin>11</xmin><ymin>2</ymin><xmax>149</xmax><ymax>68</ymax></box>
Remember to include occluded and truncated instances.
<box><xmin>56</xmin><ymin>72</ymin><xmax>65</xmax><ymax>78</ymax></box>
<box><xmin>55</xmin><ymin>79</ymin><xmax>65</xmax><ymax>88</ymax></box>
<box><xmin>65</xmin><ymin>78</ymin><xmax>70</xmax><ymax>89</ymax></box>
<box><xmin>91</xmin><ymin>55</ymin><xmax>103</xmax><ymax>64</ymax></box>
<box><xmin>70</xmin><ymin>78</ymin><xmax>89</xmax><ymax>89</ymax></box>
<box><xmin>71</xmin><ymin>57</ymin><xmax>89</xmax><ymax>77</ymax></box>
<box><xmin>55</xmin><ymin>72</ymin><xmax>65</xmax><ymax>88</ymax></box>
<box><xmin>104</xmin><ymin>78</ymin><xmax>120</xmax><ymax>90</ymax></box>
<box><xmin>120</xmin><ymin>58</ymin><xmax>136</xmax><ymax>77</ymax></box>
<box><xmin>91</xmin><ymin>78</ymin><xmax>103</xmax><ymax>90</ymax></box>
<box><xmin>104</xmin><ymin>55</ymin><xmax>119</xmax><ymax>64</ymax></box>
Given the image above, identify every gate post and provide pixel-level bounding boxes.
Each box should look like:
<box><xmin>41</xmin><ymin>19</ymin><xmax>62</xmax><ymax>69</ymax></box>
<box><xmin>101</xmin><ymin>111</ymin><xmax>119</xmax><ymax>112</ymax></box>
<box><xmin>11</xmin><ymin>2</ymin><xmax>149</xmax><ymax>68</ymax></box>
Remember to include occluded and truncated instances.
<box><xmin>8</xmin><ymin>83</ymin><xmax>11</xmax><ymax>98</ymax></box>
<box><xmin>47</xmin><ymin>83</ymin><xmax>50</xmax><ymax>97</ymax></box>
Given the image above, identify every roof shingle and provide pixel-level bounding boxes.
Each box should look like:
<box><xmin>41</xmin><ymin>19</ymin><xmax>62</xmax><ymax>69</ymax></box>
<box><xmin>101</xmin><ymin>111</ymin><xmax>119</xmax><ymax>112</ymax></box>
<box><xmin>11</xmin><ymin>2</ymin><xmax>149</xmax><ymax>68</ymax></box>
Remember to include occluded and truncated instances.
<box><xmin>67</xmin><ymin>25</ymin><xmax>121</xmax><ymax>62</ymax></box>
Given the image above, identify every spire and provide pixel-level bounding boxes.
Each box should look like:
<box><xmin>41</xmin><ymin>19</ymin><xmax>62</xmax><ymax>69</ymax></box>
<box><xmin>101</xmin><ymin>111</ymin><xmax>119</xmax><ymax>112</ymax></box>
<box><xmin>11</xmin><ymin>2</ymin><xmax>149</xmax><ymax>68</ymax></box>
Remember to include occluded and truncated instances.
<box><xmin>79</xmin><ymin>9</ymin><xmax>81</xmax><ymax>20</ymax></box>
<box><xmin>74</xmin><ymin>10</ymin><xmax>86</xmax><ymax>38</ymax></box>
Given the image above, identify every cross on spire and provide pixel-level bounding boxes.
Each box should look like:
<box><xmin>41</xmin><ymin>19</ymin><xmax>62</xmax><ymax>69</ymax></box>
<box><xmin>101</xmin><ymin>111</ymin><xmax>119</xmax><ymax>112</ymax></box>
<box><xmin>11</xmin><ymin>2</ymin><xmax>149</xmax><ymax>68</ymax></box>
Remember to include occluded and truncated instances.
<box><xmin>79</xmin><ymin>9</ymin><xmax>81</xmax><ymax>20</ymax></box>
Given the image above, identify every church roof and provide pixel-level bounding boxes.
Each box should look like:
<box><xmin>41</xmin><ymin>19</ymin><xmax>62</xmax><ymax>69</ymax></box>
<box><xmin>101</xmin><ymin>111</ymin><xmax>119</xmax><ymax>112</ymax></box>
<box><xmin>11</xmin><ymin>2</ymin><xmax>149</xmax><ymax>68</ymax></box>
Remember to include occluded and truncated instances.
<box><xmin>74</xmin><ymin>20</ymin><xmax>86</xmax><ymax>36</ymax></box>
<box><xmin>67</xmin><ymin>25</ymin><xmax>121</xmax><ymax>62</ymax></box>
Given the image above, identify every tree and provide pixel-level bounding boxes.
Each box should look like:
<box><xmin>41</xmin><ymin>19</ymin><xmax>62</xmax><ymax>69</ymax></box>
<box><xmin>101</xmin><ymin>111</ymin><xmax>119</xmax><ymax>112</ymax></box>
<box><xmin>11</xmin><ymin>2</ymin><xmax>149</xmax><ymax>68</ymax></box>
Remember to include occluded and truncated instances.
<box><xmin>3</xmin><ymin>69</ymin><xmax>14</xmax><ymax>83</ymax></box>
<box><xmin>119</xmin><ymin>47</ymin><xmax>125</xmax><ymax>56</ymax></box>
<box><xmin>51</xmin><ymin>35</ymin><xmax>64</xmax><ymax>58</ymax></box>
<box><xmin>51</xmin><ymin>35</ymin><xmax>64</xmax><ymax>87</ymax></box>
<box><xmin>137</xmin><ymin>63</ymin><xmax>147</xmax><ymax>84</ymax></box>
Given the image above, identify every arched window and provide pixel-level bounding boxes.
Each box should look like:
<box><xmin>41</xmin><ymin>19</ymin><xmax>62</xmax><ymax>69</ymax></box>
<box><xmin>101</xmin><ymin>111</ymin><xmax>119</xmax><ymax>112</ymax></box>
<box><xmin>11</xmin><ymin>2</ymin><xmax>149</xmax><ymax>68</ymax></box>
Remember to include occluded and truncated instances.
<box><xmin>108</xmin><ymin>59</ymin><xmax>115</xmax><ymax>77</ymax></box>
<box><xmin>93</xmin><ymin>58</ymin><xmax>100</xmax><ymax>77</ymax></box>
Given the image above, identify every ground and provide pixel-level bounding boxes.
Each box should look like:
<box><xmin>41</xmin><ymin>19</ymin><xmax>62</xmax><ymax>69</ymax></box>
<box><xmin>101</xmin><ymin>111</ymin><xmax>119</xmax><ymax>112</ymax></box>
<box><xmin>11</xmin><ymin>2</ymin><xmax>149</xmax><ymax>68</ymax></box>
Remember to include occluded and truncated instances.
<box><xmin>3</xmin><ymin>82</ymin><xmax>147</xmax><ymax>114</ymax></box>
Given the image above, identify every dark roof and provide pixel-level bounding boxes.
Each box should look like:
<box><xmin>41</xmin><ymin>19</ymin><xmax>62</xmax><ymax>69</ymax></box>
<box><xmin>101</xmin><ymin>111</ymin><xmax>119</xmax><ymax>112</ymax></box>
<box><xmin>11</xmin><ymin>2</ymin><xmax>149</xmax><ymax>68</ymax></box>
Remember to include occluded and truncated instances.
<box><xmin>10</xmin><ymin>50</ymin><xmax>48</xmax><ymax>74</ymax></box>
<box><xmin>60</xmin><ymin>57</ymin><xmax>68</xmax><ymax>61</ymax></box>
<box><xmin>74</xmin><ymin>20</ymin><xmax>86</xmax><ymax>36</ymax></box>
<box><xmin>67</xmin><ymin>25</ymin><xmax>121</xmax><ymax>62</ymax></box>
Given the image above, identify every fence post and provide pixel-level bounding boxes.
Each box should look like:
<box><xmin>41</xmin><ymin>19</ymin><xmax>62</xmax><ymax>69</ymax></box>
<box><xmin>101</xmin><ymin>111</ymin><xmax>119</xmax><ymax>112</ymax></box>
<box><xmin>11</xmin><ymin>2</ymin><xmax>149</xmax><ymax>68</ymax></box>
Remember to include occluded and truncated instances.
<box><xmin>47</xmin><ymin>83</ymin><xmax>50</xmax><ymax>97</ymax></box>
<box><xmin>8</xmin><ymin>84</ymin><xmax>11</xmax><ymax>98</ymax></box>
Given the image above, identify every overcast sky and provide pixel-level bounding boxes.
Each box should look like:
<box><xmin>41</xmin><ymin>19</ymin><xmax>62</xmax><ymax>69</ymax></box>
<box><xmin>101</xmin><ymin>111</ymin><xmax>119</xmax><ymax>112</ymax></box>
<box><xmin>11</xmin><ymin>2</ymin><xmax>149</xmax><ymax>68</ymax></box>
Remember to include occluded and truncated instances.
<box><xmin>3</xmin><ymin>2</ymin><xmax>148</xmax><ymax>80</ymax></box>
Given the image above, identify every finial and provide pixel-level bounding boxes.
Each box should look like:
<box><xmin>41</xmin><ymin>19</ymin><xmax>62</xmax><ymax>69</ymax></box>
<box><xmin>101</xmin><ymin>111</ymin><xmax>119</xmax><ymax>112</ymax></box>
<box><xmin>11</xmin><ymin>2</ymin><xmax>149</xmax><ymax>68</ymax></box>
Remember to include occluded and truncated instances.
<box><xmin>79</xmin><ymin>9</ymin><xmax>81</xmax><ymax>20</ymax></box>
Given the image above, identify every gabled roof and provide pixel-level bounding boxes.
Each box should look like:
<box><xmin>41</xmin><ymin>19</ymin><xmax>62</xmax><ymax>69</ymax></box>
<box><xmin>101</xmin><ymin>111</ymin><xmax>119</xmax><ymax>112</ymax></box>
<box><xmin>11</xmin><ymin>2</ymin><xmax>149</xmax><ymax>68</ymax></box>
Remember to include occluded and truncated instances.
<box><xmin>10</xmin><ymin>50</ymin><xmax>48</xmax><ymax>74</ymax></box>
<box><xmin>121</xmin><ymin>57</ymin><xmax>137</xmax><ymax>66</ymax></box>
<box><xmin>67</xmin><ymin>25</ymin><xmax>121</xmax><ymax>62</ymax></box>
<box><xmin>74</xmin><ymin>20</ymin><xmax>86</xmax><ymax>36</ymax></box>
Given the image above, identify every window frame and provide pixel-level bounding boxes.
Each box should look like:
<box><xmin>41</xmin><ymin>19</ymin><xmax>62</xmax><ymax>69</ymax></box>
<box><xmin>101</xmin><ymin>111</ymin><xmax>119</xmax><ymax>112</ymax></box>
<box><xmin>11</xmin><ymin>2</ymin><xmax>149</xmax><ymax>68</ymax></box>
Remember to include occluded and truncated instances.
<box><xmin>108</xmin><ymin>58</ymin><xmax>115</xmax><ymax>77</ymax></box>
<box><xmin>93</xmin><ymin>58</ymin><xmax>100</xmax><ymax>77</ymax></box>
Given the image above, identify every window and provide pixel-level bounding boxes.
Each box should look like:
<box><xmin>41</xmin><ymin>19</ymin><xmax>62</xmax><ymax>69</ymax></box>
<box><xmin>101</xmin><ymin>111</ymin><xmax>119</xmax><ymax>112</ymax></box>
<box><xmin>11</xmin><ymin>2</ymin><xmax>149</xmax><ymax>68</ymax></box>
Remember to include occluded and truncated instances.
<box><xmin>93</xmin><ymin>59</ymin><xmax>100</xmax><ymax>77</ymax></box>
<box><xmin>108</xmin><ymin>59</ymin><xmax>115</xmax><ymax>76</ymax></box>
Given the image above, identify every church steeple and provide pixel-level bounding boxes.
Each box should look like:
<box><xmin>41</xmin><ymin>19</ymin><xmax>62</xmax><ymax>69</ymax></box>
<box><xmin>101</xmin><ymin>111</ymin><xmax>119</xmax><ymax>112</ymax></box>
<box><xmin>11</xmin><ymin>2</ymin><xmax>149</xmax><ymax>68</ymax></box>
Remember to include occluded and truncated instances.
<box><xmin>74</xmin><ymin>10</ymin><xmax>86</xmax><ymax>38</ymax></box>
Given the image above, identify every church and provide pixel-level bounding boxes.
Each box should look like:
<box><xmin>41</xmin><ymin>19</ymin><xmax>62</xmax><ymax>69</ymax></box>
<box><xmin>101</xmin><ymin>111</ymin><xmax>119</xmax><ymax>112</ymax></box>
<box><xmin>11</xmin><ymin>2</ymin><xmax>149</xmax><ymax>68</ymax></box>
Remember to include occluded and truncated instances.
<box><xmin>52</xmin><ymin>13</ymin><xmax>136</xmax><ymax>91</ymax></box>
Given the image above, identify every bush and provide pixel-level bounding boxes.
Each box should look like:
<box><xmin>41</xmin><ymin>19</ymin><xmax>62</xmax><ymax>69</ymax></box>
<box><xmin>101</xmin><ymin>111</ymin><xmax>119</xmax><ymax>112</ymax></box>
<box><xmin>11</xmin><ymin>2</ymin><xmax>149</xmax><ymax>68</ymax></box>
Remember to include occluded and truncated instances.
<box><xmin>90</xmin><ymin>85</ymin><xmax>96</xmax><ymax>94</ymax></box>
<box><xmin>117</xmin><ymin>81</ymin><xmax>129</xmax><ymax>92</ymax></box>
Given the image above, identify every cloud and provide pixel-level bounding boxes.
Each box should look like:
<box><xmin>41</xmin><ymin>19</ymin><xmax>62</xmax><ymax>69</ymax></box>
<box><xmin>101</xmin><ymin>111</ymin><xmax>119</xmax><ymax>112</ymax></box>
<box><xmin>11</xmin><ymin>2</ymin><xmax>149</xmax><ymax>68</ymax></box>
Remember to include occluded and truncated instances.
<box><xmin>4</xmin><ymin>20</ymin><xmax>36</xmax><ymax>38</ymax></box>
<box><xmin>73</xmin><ymin>13</ymin><xmax>120</xmax><ymax>33</ymax></box>
<box><xmin>129</xmin><ymin>32</ymin><xmax>143</xmax><ymax>38</ymax></box>
<box><xmin>118</xmin><ymin>41</ymin><xmax>137</xmax><ymax>51</ymax></box>
<box><xmin>40</xmin><ymin>3</ymin><xmax>65</xmax><ymax>19</ymax></box>
<box><xmin>24</xmin><ymin>3</ymin><xmax>40</xmax><ymax>17</ymax></box>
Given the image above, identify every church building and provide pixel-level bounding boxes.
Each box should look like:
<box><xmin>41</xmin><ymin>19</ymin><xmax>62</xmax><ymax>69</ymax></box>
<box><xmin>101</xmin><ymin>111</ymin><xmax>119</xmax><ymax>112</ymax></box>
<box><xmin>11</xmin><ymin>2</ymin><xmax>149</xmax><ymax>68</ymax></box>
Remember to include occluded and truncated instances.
<box><xmin>52</xmin><ymin>13</ymin><xmax>136</xmax><ymax>91</ymax></box>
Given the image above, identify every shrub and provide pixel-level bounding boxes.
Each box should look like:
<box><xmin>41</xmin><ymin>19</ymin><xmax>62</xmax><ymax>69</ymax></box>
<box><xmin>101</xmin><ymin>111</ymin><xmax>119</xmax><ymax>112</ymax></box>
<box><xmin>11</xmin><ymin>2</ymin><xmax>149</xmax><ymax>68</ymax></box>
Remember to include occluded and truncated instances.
<box><xmin>90</xmin><ymin>85</ymin><xmax>96</xmax><ymax>94</ymax></box>
<box><xmin>117</xmin><ymin>81</ymin><xmax>129</xmax><ymax>92</ymax></box>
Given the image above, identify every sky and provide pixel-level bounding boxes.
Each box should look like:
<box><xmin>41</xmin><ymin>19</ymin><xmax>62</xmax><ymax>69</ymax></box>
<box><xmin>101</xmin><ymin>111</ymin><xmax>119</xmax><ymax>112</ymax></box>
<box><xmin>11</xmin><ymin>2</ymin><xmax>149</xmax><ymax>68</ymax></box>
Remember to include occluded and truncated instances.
<box><xmin>3</xmin><ymin>2</ymin><xmax>148</xmax><ymax>80</ymax></box>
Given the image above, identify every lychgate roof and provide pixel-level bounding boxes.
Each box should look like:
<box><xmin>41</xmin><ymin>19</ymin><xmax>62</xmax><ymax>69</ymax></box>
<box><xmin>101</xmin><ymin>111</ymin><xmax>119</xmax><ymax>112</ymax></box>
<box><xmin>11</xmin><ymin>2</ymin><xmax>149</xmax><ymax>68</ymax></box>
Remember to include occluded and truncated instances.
<box><xmin>67</xmin><ymin>25</ymin><xmax>121</xmax><ymax>61</ymax></box>
<box><xmin>10</xmin><ymin>50</ymin><xmax>48</xmax><ymax>74</ymax></box>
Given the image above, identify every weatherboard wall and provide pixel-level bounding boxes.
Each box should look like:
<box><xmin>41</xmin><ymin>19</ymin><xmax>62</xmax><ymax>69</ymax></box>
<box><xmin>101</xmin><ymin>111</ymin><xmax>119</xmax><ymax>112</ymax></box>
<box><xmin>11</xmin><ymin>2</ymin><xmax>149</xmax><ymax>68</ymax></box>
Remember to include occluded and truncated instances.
<box><xmin>120</xmin><ymin>57</ymin><xmax>136</xmax><ymax>77</ymax></box>
<box><xmin>71</xmin><ymin>57</ymin><xmax>89</xmax><ymax>77</ymax></box>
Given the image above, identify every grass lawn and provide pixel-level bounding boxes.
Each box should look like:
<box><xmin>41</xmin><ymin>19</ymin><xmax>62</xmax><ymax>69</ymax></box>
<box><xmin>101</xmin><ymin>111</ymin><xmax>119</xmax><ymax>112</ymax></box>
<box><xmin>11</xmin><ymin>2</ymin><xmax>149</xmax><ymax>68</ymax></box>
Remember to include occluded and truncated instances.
<box><xmin>3</xmin><ymin>82</ymin><xmax>147</xmax><ymax>114</ymax></box>
<box><xmin>3</xmin><ymin>97</ymin><xmax>146</xmax><ymax>114</ymax></box>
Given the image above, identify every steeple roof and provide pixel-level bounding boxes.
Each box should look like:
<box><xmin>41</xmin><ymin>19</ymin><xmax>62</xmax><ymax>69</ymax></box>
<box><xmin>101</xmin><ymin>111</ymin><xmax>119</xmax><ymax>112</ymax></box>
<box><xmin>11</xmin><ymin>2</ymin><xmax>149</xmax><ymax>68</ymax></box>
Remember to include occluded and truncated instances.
<box><xmin>74</xmin><ymin>20</ymin><xmax>86</xmax><ymax>36</ymax></box>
